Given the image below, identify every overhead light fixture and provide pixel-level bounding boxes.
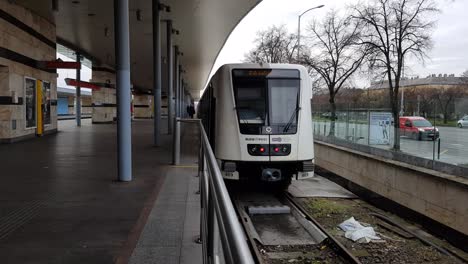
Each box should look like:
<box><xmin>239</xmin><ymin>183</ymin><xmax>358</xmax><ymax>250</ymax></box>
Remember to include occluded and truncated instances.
<box><xmin>136</xmin><ymin>9</ymin><xmax>142</xmax><ymax>21</ymax></box>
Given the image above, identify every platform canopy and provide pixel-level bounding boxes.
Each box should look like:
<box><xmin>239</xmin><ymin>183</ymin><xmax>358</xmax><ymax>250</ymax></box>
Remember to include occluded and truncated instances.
<box><xmin>15</xmin><ymin>0</ymin><xmax>260</xmax><ymax>99</ymax></box>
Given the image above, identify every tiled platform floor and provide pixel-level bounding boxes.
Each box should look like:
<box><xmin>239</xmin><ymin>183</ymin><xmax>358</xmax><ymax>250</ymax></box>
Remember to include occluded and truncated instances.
<box><xmin>0</xmin><ymin>119</ymin><xmax>201</xmax><ymax>264</ymax></box>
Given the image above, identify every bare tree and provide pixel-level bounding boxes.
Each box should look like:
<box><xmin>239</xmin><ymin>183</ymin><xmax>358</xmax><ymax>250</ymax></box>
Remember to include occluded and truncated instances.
<box><xmin>433</xmin><ymin>87</ymin><xmax>466</xmax><ymax>123</ymax></box>
<box><xmin>302</xmin><ymin>10</ymin><xmax>368</xmax><ymax>136</ymax></box>
<box><xmin>353</xmin><ymin>0</ymin><xmax>438</xmax><ymax>150</ymax></box>
<box><xmin>244</xmin><ymin>25</ymin><xmax>299</xmax><ymax>63</ymax></box>
<box><xmin>461</xmin><ymin>70</ymin><xmax>468</xmax><ymax>84</ymax></box>
<box><xmin>404</xmin><ymin>86</ymin><xmax>436</xmax><ymax>117</ymax></box>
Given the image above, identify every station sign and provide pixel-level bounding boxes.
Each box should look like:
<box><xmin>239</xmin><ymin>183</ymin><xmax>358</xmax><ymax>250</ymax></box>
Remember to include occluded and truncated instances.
<box><xmin>38</xmin><ymin>60</ymin><xmax>81</xmax><ymax>69</ymax></box>
<box><xmin>65</xmin><ymin>78</ymin><xmax>100</xmax><ymax>90</ymax></box>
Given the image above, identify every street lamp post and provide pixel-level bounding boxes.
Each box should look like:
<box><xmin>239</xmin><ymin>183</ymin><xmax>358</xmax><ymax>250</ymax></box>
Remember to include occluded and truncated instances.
<box><xmin>297</xmin><ymin>4</ymin><xmax>325</xmax><ymax>61</ymax></box>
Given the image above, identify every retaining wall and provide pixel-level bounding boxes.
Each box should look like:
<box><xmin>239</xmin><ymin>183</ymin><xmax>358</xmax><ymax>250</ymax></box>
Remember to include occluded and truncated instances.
<box><xmin>315</xmin><ymin>140</ymin><xmax>468</xmax><ymax>236</ymax></box>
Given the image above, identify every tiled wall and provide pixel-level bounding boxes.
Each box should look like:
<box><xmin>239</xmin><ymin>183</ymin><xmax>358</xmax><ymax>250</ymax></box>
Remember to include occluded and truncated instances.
<box><xmin>133</xmin><ymin>94</ymin><xmax>153</xmax><ymax>119</ymax></box>
<box><xmin>0</xmin><ymin>1</ymin><xmax>57</xmax><ymax>142</ymax></box>
<box><xmin>90</xmin><ymin>70</ymin><xmax>116</xmax><ymax>123</ymax></box>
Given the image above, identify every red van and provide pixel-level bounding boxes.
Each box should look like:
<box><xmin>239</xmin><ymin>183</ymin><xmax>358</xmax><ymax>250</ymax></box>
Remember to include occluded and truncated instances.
<box><xmin>399</xmin><ymin>116</ymin><xmax>439</xmax><ymax>140</ymax></box>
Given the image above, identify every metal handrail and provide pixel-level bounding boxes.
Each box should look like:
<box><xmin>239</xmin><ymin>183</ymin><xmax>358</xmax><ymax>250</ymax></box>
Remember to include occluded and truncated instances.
<box><xmin>173</xmin><ymin>118</ymin><xmax>255</xmax><ymax>264</ymax></box>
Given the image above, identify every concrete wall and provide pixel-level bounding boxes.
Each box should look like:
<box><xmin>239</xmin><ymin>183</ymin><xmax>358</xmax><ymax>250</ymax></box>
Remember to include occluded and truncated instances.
<box><xmin>67</xmin><ymin>96</ymin><xmax>74</xmax><ymax>115</ymax></box>
<box><xmin>90</xmin><ymin>70</ymin><xmax>116</xmax><ymax>123</ymax></box>
<box><xmin>58</xmin><ymin>95</ymin><xmax>91</xmax><ymax>115</ymax></box>
<box><xmin>315</xmin><ymin>140</ymin><xmax>468</xmax><ymax>236</ymax></box>
<box><xmin>133</xmin><ymin>94</ymin><xmax>153</xmax><ymax>119</ymax></box>
<box><xmin>82</xmin><ymin>97</ymin><xmax>92</xmax><ymax>115</ymax></box>
<box><xmin>0</xmin><ymin>1</ymin><xmax>57</xmax><ymax>142</ymax></box>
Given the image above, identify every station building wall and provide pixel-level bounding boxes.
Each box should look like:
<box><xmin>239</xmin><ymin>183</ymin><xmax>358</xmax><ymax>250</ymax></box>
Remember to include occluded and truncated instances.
<box><xmin>90</xmin><ymin>70</ymin><xmax>116</xmax><ymax>123</ymax></box>
<box><xmin>133</xmin><ymin>94</ymin><xmax>153</xmax><ymax>119</ymax></box>
<box><xmin>0</xmin><ymin>1</ymin><xmax>57</xmax><ymax>142</ymax></box>
<box><xmin>82</xmin><ymin>96</ymin><xmax>92</xmax><ymax>115</ymax></box>
<box><xmin>57</xmin><ymin>95</ymin><xmax>92</xmax><ymax>116</ymax></box>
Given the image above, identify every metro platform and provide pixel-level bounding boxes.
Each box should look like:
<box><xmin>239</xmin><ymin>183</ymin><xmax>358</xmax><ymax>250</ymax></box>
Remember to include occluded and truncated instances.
<box><xmin>0</xmin><ymin>119</ymin><xmax>202</xmax><ymax>264</ymax></box>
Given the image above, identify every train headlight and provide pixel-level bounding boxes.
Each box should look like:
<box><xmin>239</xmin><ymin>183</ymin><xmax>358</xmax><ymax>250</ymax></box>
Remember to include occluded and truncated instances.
<box><xmin>248</xmin><ymin>144</ymin><xmax>269</xmax><ymax>156</ymax></box>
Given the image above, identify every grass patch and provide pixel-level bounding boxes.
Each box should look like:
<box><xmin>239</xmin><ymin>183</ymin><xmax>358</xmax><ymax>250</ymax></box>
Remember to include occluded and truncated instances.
<box><xmin>305</xmin><ymin>198</ymin><xmax>348</xmax><ymax>218</ymax></box>
<box><xmin>433</xmin><ymin>119</ymin><xmax>457</xmax><ymax>127</ymax></box>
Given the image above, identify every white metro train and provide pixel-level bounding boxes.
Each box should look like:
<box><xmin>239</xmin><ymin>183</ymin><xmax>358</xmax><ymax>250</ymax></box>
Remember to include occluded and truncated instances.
<box><xmin>198</xmin><ymin>63</ymin><xmax>315</xmax><ymax>190</ymax></box>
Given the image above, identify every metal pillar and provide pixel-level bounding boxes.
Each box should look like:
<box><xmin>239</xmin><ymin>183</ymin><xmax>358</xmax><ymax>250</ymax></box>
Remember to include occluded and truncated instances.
<box><xmin>179</xmin><ymin>81</ymin><xmax>182</xmax><ymax>118</ymax></box>
<box><xmin>166</xmin><ymin>20</ymin><xmax>174</xmax><ymax>134</ymax></box>
<box><xmin>152</xmin><ymin>0</ymin><xmax>162</xmax><ymax>146</ymax></box>
<box><xmin>114</xmin><ymin>0</ymin><xmax>132</xmax><ymax>182</ymax></box>
<box><xmin>76</xmin><ymin>53</ymin><xmax>81</xmax><ymax>126</ymax></box>
<box><xmin>179</xmin><ymin>72</ymin><xmax>183</xmax><ymax>117</ymax></box>
<box><xmin>174</xmin><ymin>46</ymin><xmax>180</xmax><ymax>118</ymax></box>
<box><xmin>172</xmin><ymin>118</ymin><xmax>180</xmax><ymax>165</ymax></box>
<box><xmin>179</xmin><ymin>78</ymin><xmax>183</xmax><ymax>118</ymax></box>
<box><xmin>182</xmin><ymin>86</ymin><xmax>186</xmax><ymax>118</ymax></box>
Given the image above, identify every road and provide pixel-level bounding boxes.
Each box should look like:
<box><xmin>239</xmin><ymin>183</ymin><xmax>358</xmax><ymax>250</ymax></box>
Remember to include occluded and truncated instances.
<box><xmin>313</xmin><ymin>121</ymin><xmax>468</xmax><ymax>167</ymax></box>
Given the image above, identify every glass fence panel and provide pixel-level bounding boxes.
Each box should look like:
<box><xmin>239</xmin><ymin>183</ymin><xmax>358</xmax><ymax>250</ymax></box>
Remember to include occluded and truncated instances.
<box><xmin>312</xmin><ymin>101</ymin><xmax>468</xmax><ymax>169</ymax></box>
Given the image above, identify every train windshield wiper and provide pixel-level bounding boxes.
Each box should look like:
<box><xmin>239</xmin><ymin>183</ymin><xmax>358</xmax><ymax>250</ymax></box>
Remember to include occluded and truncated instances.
<box><xmin>283</xmin><ymin>107</ymin><xmax>300</xmax><ymax>133</ymax></box>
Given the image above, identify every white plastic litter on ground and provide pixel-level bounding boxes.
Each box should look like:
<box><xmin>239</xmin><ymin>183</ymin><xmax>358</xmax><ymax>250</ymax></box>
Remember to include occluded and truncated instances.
<box><xmin>339</xmin><ymin>217</ymin><xmax>381</xmax><ymax>243</ymax></box>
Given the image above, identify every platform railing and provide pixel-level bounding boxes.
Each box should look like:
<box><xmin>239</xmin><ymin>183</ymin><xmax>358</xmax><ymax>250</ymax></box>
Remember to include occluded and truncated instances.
<box><xmin>173</xmin><ymin>118</ymin><xmax>255</xmax><ymax>264</ymax></box>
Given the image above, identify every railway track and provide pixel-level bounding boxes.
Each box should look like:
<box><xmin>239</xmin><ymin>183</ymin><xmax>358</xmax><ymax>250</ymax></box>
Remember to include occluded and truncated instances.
<box><xmin>232</xmin><ymin>190</ymin><xmax>361</xmax><ymax>264</ymax></box>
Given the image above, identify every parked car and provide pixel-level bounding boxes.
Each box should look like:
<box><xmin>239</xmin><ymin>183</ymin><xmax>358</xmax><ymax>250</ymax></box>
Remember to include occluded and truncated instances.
<box><xmin>457</xmin><ymin>115</ymin><xmax>468</xmax><ymax>128</ymax></box>
<box><xmin>399</xmin><ymin>116</ymin><xmax>439</xmax><ymax>140</ymax></box>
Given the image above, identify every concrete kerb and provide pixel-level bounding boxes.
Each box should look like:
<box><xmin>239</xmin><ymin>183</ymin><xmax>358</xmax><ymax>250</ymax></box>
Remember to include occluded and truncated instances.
<box><xmin>314</xmin><ymin>134</ymin><xmax>468</xmax><ymax>179</ymax></box>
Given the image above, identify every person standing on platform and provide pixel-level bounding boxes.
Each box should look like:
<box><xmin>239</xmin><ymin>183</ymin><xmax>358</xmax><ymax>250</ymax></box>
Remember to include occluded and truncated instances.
<box><xmin>187</xmin><ymin>104</ymin><xmax>195</xmax><ymax>118</ymax></box>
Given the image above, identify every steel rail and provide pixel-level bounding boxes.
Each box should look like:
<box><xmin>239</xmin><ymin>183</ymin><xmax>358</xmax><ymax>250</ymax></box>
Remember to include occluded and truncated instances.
<box><xmin>284</xmin><ymin>193</ymin><xmax>362</xmax><ymax>264</ymax></box>
<box><xmin>233</xmin><ymin>199</ymin><xmax>266</xmax><ymax>264</ymax></box>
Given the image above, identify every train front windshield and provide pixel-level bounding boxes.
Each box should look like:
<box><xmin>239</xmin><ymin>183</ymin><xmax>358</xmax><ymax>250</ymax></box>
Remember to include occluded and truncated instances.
<box><xmin>233</xmin><ymin>69</ymin><xmax>300</xmax><ymax>135</ymax></box>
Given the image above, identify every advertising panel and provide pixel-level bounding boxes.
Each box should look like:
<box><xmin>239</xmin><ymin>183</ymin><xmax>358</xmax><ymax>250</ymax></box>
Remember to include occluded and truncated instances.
<box><xmin>25</xmin><ymin>78</ymin><xmax>36</xmax><ymax>128</ymax></box>
<box><xmin>369</xmin><ymin>112</ymin><xmax>392</xmax><ymax>145</ymax></box>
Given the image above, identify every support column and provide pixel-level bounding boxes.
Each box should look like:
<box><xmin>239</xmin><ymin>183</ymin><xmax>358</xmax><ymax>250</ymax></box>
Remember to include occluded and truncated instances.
<box><xmin>174</xmin><ymin>46</ymin><xmax>180</xmax><ymax>118</ymax></box>
<box><xmin>181</xmin><ymin>84</ymin><xmax>185</xmax><ymax>118</ymax></box>
<box><xmin>153</xmin><ymin>0</ymin><xmax>162</xmax><ymax>146</ymax></box>
<box><xmin>166</xmin><ymin>20</ymin><xmax>174</xmax><ymax>134</ymax></box>
<box><xmin>76</xmin><ymin>53</ymin><xmax>81</xmax><ymax>126</ymax></box>
<box><xmin>181</xmin><ymin>79</ymin><xmax>185</xmax><ymax>118</ymax></box>
<box><xmin>114</xmin><ymin>0</ymin><xmax>132</xmax><ymax>182</ymax></box>
<box><xmin>178</xmin><ymin>69</ymin><xmax>183</xmax><ymax>117</ymax></box>
<box><xmin>183</xmin><ymin>87</ymin><xmax>188</xmax><ymax>117</ymax></box>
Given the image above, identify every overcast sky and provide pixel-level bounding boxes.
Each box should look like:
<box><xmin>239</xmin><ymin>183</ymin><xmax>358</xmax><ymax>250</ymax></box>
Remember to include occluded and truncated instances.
<box><xmin>211</xmin><ymin>0</ymin><xmax>468</xmax><ymax>88</ymax></box>
<box><xmin>56</xmin><ymin>53</ymin><xmax>92</xmax><ymax>92</ymax></box>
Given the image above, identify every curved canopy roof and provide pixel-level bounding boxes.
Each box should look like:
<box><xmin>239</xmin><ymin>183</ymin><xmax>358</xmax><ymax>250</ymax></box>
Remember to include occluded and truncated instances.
<box><xmin>16</xmin><ymin>0</ymin><xmax>260</xmax><ymax>99</ymax></box>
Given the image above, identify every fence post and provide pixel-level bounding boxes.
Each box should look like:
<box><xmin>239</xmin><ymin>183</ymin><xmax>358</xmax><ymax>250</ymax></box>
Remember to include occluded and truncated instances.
<box><xmin>438</xmin><ymin>138</ymin><xmax>441</xmax><ymax>160</ymax></box>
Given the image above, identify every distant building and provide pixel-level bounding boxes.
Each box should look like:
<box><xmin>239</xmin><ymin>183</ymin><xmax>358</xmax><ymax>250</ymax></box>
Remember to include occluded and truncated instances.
<box><xmin>370</xmin><ymin>74</ymin><xmax>467</xmax><ymax>89</ymax></box>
